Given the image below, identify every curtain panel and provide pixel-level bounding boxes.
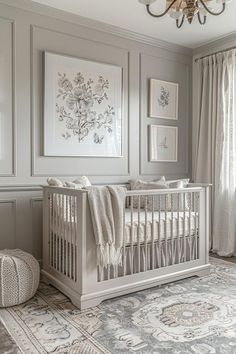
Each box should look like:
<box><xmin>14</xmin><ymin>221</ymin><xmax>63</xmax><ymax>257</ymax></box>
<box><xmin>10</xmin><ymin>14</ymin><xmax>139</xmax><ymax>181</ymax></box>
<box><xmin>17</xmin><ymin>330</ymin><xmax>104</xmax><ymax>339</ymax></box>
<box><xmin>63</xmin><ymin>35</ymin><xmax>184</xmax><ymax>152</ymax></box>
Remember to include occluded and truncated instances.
<box><xmin>194</xmin><ymin>49</ymin><xmax>236</xmax><ymax>257</ymax></box>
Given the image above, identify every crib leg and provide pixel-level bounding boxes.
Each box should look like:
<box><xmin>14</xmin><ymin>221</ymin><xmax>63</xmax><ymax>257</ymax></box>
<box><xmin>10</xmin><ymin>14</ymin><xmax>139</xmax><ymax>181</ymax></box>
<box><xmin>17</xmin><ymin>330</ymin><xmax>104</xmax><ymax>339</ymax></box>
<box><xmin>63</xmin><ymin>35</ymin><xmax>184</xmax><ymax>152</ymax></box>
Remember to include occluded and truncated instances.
<box><xmin>194</xmin><ymin>266</ymin><xmax>211</xmax><ymax>278</ymax></box>
<box><xmin>71</xmin><ymin>295</ymin><xmax>102</xmax><ymax>310</ymax></box>
<box><xmin>41</xmin><ymin>274</ymin><xmax>52</xmax><ymax>286</ymax></box>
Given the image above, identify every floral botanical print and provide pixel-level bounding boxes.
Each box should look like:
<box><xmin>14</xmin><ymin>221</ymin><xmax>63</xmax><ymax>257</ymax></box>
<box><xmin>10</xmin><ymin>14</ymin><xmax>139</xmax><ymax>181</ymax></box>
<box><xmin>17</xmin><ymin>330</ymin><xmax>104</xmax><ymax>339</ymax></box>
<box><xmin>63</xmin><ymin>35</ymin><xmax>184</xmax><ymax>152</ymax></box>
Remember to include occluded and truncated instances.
<box><xmin>44</xmin><ymin>52</ymin><xmax>122</xmax><ymax>156</ymax></box>
<box><xmin>56</xmin><ymin>72</ymin><xmax>114</xmax><ymax>143</ymax></box>
<box><xmin>158</xmin><ymin>86</ymin><xmax>170</xmax><ymax>108</ymax></box>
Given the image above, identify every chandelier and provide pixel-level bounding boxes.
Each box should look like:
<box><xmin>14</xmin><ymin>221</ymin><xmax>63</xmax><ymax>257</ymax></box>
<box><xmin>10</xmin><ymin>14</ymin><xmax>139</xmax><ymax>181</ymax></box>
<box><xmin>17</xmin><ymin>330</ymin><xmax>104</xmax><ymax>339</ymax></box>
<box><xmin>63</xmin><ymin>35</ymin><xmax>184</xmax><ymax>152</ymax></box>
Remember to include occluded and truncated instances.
<box><xmin>138</xmin><ymin>0</ymin><xmax>228</xmax><ymax>28</ymax></box>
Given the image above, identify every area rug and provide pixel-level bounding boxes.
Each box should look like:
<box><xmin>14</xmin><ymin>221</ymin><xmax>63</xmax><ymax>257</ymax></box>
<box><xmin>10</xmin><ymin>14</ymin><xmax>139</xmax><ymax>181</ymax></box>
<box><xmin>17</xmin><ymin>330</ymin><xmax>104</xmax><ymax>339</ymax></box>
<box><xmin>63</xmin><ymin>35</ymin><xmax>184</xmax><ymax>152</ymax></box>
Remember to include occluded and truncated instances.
<box><xmin>1</xmin><ymin>258</ymin><xmax>236</xmax><ymax>354</ymax></box>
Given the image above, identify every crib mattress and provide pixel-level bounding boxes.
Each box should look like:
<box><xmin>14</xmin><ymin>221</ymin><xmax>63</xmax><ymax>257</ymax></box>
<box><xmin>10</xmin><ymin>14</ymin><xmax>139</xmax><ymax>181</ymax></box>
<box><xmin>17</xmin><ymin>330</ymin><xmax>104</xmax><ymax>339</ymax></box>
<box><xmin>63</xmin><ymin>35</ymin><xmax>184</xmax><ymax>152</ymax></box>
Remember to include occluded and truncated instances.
<box><xmin>51</xmin><ymin>208</ymin><xmax>198</xmax><ymax>246</ymax></box>
<box><xmin>124</xmin><ymin>209</ymin><xmax>198</xmax><ymax>245</ymax></box>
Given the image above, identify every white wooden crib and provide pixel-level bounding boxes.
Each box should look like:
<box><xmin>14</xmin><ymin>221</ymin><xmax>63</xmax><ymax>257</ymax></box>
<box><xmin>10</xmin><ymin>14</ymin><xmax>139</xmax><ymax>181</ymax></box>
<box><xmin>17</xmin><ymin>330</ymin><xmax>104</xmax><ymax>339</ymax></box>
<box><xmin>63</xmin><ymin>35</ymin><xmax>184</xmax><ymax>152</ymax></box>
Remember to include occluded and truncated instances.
<box><xmin>42</xmin><ymin>184</ymin><xmax>211</xmax><ymax>309</ymax></box>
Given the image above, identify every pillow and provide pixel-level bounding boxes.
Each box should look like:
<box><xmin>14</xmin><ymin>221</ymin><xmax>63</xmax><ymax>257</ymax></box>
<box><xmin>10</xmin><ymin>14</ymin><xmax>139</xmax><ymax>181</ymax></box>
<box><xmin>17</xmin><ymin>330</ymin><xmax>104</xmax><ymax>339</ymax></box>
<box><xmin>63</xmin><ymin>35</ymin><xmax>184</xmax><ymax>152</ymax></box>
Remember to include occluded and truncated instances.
<box><xmin>129</xmin><ymin>177</ymin><xmax>165</xmax><ymax>208</ymax></box>
<box><xmin>165</xmin><ymin>178</ymin><xmax>190</xmax><ymax>188</ymax></box>
<box><xmin>73</xmin><ymin>176</ymin><xmax>92</xmax><ymax>187</ymax></box>
<box><xmin>47</xmin><ymin>177</ymin><xmax>63</xmax><ymax>187</ymax></box>
<box><xmin>64</xmin><ymin>181</ymin><xmax>84</xmax><ymax>189</ymax></box>
<box><xmin>143</xmin><ymin>183</ymin><xmax>170</xmax><ymax>211</ymax></box>
<box><xmin>166</xmin><ymin>179</ymin><xmax>190</xmax><ymax>211</ymax></box>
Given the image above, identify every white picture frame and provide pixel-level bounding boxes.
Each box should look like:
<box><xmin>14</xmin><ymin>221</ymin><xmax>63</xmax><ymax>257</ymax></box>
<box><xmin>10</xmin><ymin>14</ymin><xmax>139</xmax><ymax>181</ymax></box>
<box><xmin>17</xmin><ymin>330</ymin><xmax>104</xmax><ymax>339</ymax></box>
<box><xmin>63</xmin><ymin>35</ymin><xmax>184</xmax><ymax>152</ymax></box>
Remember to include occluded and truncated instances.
<box><xmin>149</xmin><ymin>125</ymin><xmax>178</xmax><ymax>162</ymax></box>
<box><xmin>149</xmin><ymin>79</ymin><xmax>179</xmax><ymax>120</ymax></box>
<box><xmin>43</xmin><ymin>52</ymin><xmax>123</xmax><ymax>157</ymax></box>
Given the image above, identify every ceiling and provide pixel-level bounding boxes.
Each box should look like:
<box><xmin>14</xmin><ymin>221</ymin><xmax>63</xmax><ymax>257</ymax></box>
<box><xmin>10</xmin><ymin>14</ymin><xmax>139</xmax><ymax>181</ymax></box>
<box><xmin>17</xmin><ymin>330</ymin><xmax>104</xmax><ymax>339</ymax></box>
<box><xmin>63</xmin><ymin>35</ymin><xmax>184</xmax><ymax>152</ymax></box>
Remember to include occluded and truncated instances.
<box><xmin>32</xmin><ymin>0</ymin><xmax>236</xmax><ymax>49</ymax></box>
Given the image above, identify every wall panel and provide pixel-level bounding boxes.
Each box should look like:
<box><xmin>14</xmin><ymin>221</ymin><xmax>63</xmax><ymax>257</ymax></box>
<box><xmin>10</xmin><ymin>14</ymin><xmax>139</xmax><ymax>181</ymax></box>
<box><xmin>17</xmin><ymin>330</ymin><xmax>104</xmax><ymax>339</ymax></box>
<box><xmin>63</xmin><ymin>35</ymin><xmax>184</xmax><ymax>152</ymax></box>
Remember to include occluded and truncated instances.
<box><xmin>140</xmin><ymin>53</ymin><xmax>190</xmax><ymax>178</ymax></box>
<box><xmin>31</xmin><ymin>198</ymin><xmax>43</xmax><ymax>261</ymax></box>
<box><xmin>0</xmin><ymin>18</ymin><xmax>15</xmax><ymax>176</ymax></box>
<box><xmin>0</xmin><ymin>200</ymin><xmax>16</xmax><ymax>249</ymax></box>
<box><xmin>31</xmin><ymin>25</ymin><xmax>129</xmax><ymax>178</ymax></box>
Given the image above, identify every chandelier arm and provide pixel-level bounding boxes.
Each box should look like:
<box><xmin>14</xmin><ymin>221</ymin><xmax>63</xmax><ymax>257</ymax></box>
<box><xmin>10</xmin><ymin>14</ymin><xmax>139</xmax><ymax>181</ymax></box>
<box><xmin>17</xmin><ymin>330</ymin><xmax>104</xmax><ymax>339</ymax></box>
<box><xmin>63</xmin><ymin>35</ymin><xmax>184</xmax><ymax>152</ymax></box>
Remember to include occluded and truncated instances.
<box><xmin>199</xmin><ymin>0</ymin><xmax>226</xmax><ymax>16</ymax></box>
<box><xmin>176</xmin><ymin>14</ymin><xmax>185</xmax><ymax>28</ymax></box>
<box><xmin>197</xmin><ymin>12</ymin><xmax>206</xmax><ymax>25</ymax></box>
<box><xmin>146</xmin><ymin>0</ymin><xmax>178</xmax><ymax>18</ymax></box>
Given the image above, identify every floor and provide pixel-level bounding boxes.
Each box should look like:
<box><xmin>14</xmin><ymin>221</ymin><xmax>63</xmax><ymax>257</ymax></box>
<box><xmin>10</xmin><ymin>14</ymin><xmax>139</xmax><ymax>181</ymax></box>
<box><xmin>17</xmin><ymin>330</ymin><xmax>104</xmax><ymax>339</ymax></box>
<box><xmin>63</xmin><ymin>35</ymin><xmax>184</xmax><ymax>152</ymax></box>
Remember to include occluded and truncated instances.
<box><xmin>210</xmin><ymin>253</ymin><xmax>236</xmax><ymax>264</ymax></box>
<box><xmin>0</xmin><ymin>321</ymin><xmax>21</xmax><ymax>354</ymax></box>
<box><xmin>0</xmin><ymin>255</ymin><xmax>236</xmax><ymax>354</ymax></box>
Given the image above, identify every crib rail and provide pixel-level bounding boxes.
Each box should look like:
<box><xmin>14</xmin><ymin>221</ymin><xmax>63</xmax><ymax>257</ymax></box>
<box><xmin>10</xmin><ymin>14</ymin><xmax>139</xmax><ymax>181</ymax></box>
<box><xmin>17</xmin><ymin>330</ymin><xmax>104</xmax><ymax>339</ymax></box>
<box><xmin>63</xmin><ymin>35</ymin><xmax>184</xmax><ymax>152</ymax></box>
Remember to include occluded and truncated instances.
<box><xmin>98</xmin><ymin>187</ymin><xmax>202</xmax><ymax>282</ymax></box>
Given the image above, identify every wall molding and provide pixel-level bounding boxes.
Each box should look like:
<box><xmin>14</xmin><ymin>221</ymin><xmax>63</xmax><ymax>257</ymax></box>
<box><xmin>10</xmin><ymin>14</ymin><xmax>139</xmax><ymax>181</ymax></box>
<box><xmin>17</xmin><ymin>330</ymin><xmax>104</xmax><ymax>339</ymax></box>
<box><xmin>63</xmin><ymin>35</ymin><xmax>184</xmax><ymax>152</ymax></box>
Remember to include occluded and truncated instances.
<box><xmin>0</xmin><ymin>17</ymin><xmax>16</xmax><ymax>177</ymax></box>
<box><xmin>139</xmin><ymin>53</ymin><xmax>190</xmax><ymax>177</ymax></box>
<box><xmin>0</xmin><ymin>0</ymin><xmax>192</xmax><ymax>57</ymax></box>
<box><xmin>0</xmin><ymin>199</ymin><xmax>17</xmax><ymax>247</ymax></box>
<box><xmin>193</xmin><ymin>31</ymin><xmax>236</xmax><ymax>59</ymax></box>
<box><xmin>30</xmin><ymin>24</ymin><xmax>131</xmax><ymax>178</ymax></box>
<box><xmin>0</xmin><ymin>185</ymin><xmax>42</xmax><ymax>192</ymax></box>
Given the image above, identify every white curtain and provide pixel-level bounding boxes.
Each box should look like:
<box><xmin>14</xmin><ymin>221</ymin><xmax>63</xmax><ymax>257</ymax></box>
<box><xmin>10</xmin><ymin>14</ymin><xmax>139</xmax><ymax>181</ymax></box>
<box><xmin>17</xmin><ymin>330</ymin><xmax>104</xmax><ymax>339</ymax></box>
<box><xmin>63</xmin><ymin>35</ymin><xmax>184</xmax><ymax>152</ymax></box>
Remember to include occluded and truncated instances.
<box><xmin>194</xmin><ymin>49</ymin><xmax>236</xmax><ymax>257</ymax></box>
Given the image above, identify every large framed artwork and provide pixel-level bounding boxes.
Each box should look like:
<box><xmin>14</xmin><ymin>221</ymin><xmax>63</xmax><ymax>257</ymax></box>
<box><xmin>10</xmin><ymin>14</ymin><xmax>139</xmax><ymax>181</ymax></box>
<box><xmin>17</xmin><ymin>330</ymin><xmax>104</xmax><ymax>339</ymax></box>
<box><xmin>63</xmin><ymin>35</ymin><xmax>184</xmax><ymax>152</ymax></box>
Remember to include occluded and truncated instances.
<box><xmin>149</xmin><ymin>79</ymin><xmax>178</xmax><ymax>120</ymax></box>
<box><xmin>149</xmin><ymin>125</ymin><xmax>178</xmax><ymax>162</ymax></box>
<box><xmin>43</xmin><ymin>52</ymin><xmax>123</xmax><ymax>157</ymax></box>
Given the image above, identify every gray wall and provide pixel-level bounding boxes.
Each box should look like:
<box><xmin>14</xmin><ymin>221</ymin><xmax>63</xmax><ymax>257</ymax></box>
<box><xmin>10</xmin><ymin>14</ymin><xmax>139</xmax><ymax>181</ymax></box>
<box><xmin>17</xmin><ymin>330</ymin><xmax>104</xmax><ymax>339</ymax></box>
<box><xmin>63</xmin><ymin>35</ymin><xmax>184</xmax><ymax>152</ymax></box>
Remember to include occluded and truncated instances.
<box><xmin>0</xmin><ymin>0</ymin><xmax>192</xmax><ymax>260</ymax></box>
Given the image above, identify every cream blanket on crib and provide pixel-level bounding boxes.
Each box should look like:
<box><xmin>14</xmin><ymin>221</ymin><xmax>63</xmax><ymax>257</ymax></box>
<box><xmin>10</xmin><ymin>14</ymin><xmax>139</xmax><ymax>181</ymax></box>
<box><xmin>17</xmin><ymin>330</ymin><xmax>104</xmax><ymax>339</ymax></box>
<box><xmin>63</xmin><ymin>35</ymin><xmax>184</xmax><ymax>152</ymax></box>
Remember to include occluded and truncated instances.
<box><xmin>87</xmin><ymin>186</ymin><xmax>126</xmax><ymax>267</ymax></box>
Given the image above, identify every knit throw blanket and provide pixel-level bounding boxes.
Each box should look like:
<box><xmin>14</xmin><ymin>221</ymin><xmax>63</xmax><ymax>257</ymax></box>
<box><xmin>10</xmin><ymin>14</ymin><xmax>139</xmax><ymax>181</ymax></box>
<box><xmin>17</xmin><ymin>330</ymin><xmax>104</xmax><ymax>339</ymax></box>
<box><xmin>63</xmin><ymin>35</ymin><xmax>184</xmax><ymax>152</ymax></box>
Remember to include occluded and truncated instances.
<box><xmin>87</xmin><ymin>186</ymin><xmax>126</xmax><ymax>267</ymax></box>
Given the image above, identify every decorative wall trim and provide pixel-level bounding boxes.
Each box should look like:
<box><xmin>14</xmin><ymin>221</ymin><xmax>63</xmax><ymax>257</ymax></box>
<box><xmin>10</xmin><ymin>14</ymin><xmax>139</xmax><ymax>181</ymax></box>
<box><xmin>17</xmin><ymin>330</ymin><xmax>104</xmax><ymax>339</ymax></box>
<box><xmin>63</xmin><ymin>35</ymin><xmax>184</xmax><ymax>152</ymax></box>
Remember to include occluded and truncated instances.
<box><xmin>0</xmin><ymin>18</ymin><xmax>16</xmax><ymax>177</ymax></box>
<box><xmin>139</xmin><ymin>52</ymin><xmax>190</xmax><ymax>177</ymax></box>
<box><xmin>0</xmin><ymin>185</ymin><xmax>42</xmax><ymax>192</ymax></box>
<box><xmin>0</xmin><ymin>0</ymin><xmax>192</xmax><ymax>57</ymax></box>
<box><xmin>193</xmin><ymin>31</ymin><xmax>236</xmax><ymax>59</ymax></box>
<box><xmin>0</xmin><ymin>199</ymin><xmax>17</xmax><ymax>247</ymax></box>
<box><xmin>30</xmin><ymin>25</ymin><xmax>131</xmax><ymax>178</ymax></box>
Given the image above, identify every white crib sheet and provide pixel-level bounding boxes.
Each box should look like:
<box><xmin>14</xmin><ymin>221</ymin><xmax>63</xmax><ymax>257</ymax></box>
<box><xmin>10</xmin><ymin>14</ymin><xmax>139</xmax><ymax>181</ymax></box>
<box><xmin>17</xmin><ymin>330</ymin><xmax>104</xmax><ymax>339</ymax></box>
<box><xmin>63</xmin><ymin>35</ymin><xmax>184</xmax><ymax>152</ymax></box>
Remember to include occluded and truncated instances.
<box><xmin>124</xmin><ymin>208</ymin><xmax>198</xmax><ymax>245</ymax></box>
<box><xmin>51</xmin><ymin>208</ymin><xmax>198</xmax><ymax>246</ymax></box>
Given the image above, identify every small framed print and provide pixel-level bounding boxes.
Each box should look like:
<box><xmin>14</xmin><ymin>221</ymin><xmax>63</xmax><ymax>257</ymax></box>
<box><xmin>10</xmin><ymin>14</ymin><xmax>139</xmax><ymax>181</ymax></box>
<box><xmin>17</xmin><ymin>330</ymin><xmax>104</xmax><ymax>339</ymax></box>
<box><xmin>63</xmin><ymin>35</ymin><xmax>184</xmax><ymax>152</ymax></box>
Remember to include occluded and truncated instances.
<box><xmin>149</xmin><ymin>125</ymin><xmax>178</xmax><ymax>162</ymax></box>
<box><xmin>149</xmin><ymin>79</ymin><xmax>179</xmax><ymax>120</ymax></box>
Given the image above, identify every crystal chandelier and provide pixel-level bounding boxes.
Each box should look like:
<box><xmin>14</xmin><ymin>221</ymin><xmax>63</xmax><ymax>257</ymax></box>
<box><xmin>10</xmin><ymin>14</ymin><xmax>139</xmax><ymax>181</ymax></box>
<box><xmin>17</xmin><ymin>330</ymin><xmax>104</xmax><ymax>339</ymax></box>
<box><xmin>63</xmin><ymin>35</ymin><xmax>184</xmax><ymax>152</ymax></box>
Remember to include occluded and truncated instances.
<box><xmin>139</xmin><ymin>0</ymin><xmax>228</xmax><ymax>28</ymax></box>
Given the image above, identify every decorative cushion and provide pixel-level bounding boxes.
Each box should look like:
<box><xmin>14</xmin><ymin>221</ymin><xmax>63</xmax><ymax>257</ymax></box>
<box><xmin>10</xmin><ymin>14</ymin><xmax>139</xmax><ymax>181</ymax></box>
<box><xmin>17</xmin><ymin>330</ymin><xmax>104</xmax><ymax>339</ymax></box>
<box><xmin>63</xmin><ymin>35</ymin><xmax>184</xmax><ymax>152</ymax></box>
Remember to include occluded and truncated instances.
<box><xmin>72</xmin><ymin>176</ymin><xmax>92</xmax><ymax>187</ymax></box>
<box><xmin>165</xmin><ymin>179</ymin><xmax>190</xmax><ymax>211</ymax></box>
<box><xmin>129</xmin><ymin>177</ymin><xmax>166</xmax><ymax>208</ymax></box>
<box><xmin>0</xmin><ymin>249</ymin><xmax>40</xmax><ymax>307</ymax></box>
<box><xmin>64</xmin><ymin>181</ymin><xmax>84</xmax><ymax>189</ymax></box>
<box><xmin>47</xmin><ymin>177</ymin><xmax>63</xmax><ymax>187</ymax></box>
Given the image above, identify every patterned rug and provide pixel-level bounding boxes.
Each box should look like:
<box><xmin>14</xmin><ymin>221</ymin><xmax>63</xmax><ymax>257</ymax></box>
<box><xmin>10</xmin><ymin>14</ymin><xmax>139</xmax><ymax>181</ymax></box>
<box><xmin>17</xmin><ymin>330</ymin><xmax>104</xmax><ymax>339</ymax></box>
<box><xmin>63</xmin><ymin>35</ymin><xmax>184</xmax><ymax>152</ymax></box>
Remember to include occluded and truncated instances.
<box><xmin>1</xmin><ymin>258</ymin><xmax>236</xmax><ymax>354</ymax></box>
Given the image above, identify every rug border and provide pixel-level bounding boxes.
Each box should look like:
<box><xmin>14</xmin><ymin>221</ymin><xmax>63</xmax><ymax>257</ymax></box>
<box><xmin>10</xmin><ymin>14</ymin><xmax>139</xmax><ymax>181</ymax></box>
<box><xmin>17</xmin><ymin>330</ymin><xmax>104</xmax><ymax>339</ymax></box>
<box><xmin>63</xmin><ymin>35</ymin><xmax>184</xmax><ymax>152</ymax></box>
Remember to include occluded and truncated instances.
<box><xmin>209</xmin><ymin>256</ymin><xmax>236</xmax><ymax>268</ymax></box>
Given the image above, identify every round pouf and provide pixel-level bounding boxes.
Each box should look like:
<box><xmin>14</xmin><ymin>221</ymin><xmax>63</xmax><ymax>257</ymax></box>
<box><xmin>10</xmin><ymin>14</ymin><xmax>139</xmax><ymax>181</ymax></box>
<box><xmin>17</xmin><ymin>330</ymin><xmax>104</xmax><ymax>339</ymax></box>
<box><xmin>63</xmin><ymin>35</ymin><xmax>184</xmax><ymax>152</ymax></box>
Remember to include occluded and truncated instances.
<box><xmin>0</xmin><ymin>249</ymin><xmax>40</xmax><ymax>307</ymax></box>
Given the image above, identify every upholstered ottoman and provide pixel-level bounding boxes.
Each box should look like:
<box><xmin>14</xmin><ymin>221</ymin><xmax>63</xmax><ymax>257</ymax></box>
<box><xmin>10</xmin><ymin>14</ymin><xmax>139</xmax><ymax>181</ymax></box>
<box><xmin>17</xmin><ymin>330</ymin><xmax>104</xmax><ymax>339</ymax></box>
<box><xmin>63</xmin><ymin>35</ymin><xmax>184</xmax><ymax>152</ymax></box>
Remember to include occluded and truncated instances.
<box><xmin>0</xmin><ymin>249</ymin><xmax>40</xmax><ymax>307</ymax></box>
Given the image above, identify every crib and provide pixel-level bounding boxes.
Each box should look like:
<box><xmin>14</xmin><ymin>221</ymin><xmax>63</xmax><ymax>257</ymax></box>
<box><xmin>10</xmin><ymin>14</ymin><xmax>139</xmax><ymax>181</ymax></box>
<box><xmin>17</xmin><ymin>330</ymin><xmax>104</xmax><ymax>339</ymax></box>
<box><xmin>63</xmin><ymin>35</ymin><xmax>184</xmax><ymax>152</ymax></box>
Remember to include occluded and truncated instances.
<box><xmin>42</xmin><ymin>183</ymin><xmax>211</xmax><ymax>309</ymax></box>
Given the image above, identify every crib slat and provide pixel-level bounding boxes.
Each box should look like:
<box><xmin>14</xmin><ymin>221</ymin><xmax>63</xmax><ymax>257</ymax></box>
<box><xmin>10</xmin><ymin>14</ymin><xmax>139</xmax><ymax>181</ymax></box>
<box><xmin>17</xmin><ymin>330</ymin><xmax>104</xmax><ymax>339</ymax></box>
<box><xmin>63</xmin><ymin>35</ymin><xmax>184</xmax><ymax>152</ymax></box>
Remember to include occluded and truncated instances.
<box><xmin>58</xmin><ymin>194</ymin><xmax>62</xmax><ymax>272</ymax></box>
<box><xmin>189</xmin><ymin>192</ymin><xmax>192</xmax><ymax>261</ymax></box>
<box><xmin>171</xmin><ymin>194</ymin><xmax>174</xmax><ymax>265</ymax></box>
<box><xmin>177</xmin><ymin>193</ymin><xmax>180</xmax><ymax>264</ymax></box>
<box><xmin>69</xmin><ymin>196</ymin><xmax>73</xmax><ymax>279</ymax></box>
<box><xmin>151</xmin><ymin>195</ymin><xmax>155</xmax><ymax>270</ymax></box>
<box><xmin>73</xmin><ymin>195</ymin><xmax>77</xmax><ymax>281</ymax></box>
<box><xmin>65</xmin><ymin>195</ymin><xmax>69</xmax><ymax>277</ymax></box>
<box><xmin>195</xmin><ymin>192</ymin><xmax>198</xmax><ymax>260</ymax></box>
<box><xmin>49</xmin><ymin>193</ymin><xmax>52</xmax><ymax>267</ymax></box>
<box><xmin>62</xmin><ymin>194</ymin><xmax>65</xmax><ymax>275</ymax></box>
<box><xmin>123</xmin><ymin>202</ymin><xmax>126</xmax><ymax>277</ymax></box>
<box><xmin>183</xmin><ymin>192</ymin><xmax>186</xmax><ymax>262</ymax></box>
<box><xmin>56</xmin><ymin>194</ymin><xmax>59</xmax><ymax>271</ymax></box>
<box><xmin>158</xmin><ymin>196</ymin><xmax>161</xmax><ymax>268</ymax></box>
<box><xmin>130</xmin><ymin>197</ymin><xmax>134</xmax><ymax>274</ymax></box>
<box><xmin>144</xmin><ymin>196</ymin><xmax>148</xmax><ymax>272</ymax></box>
<box><xmin>52</xmin><ymin>194</ymin><xmax>56</xmax><ymax>269</ymax></box>
<box><xmin>137</xmin><ymin>195</ymin><xmax>141</xmax><ymax>273</ymax></box>
<box><xmin>165</xmin><ymin>194</ymin><xmax>168</xmax><ymax>267</ymax></box>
